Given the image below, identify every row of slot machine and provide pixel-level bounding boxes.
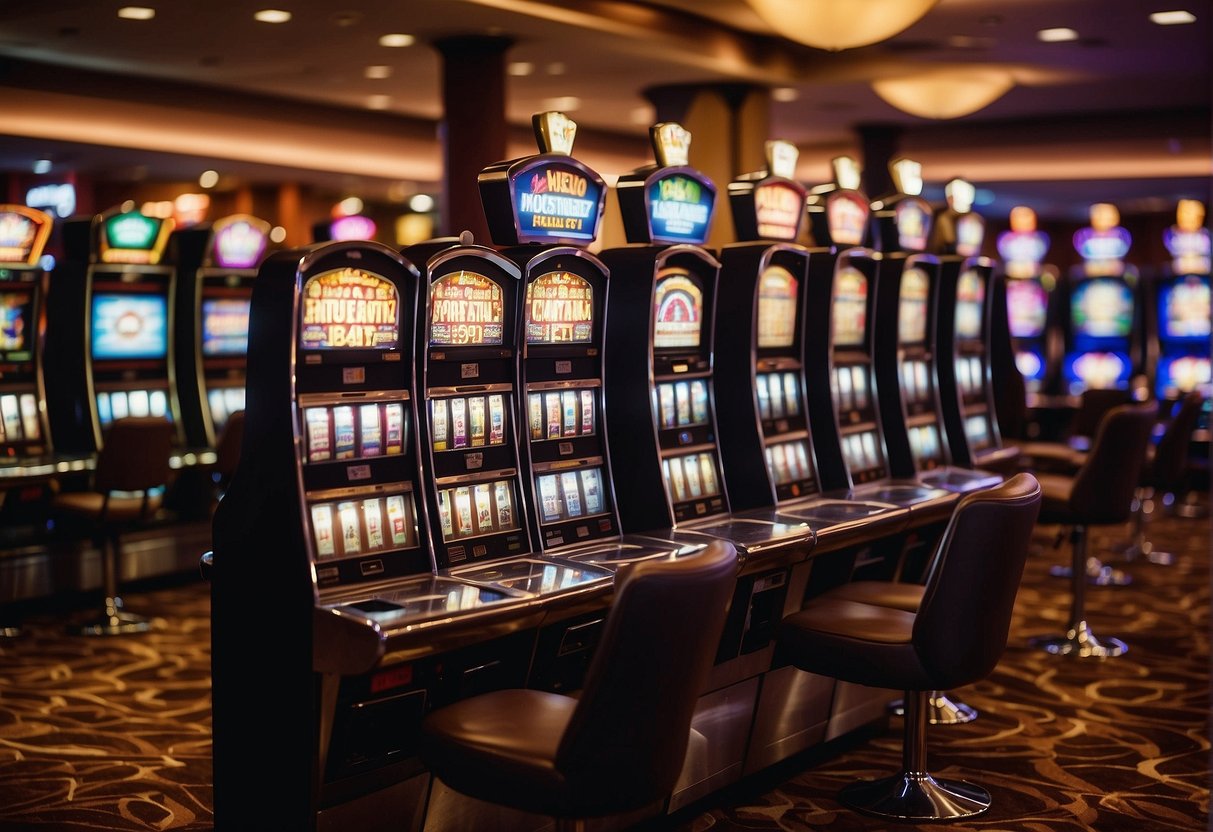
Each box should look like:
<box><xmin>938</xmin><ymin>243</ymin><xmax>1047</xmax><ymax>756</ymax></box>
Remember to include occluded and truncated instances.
<box><xmin>1000</xmin><ymin>199</ymin><xmax>1211</xmax><ymax>404</ymax></box>
<box><xmin>208</xmin><ymin>114</ymin><xmax>1027</xmax><ymax>830</ymax></box>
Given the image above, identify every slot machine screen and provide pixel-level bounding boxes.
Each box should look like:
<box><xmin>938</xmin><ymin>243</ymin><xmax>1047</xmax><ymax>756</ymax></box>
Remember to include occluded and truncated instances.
<box><xmin>1157</xmin><ymin>355</ymin><xmax>1211</xmax><ymax>396</ymax></box>
<box><xmin>0</xmin><ymin>289</ymin><xmax>34</xmax><ymax>361</ymax></box>
<box><xmin>428</xmin><ymin>270</ymin><xmax>504</xmax><ymax>347</ymax></box>
<box><xmin>91</xmin><ymin>293</ymin><xmax>168</xmax><ymax>360</ymax></box>
<box><xmin>300</xmin><ymin>267</ymin><xmax>400</xmax><ymax>350</ymax></box>
<box><xmin>525</xmin><ymin>271</ymin><xmax>593</xmax><ymax>344</ymax></box>
<box><xmin>1072</xmin><ymin>278</ymin><xmax>1132</xmax><ymax>338</ymax></box>
<box><xmin>954</xmin><ymin>270</ymin><xmax>985</xmax><ymax>340</ymax></box>
<box><xmin>831</xmin><ymin>266</ymin><xmax>868</xmax><ymax>347</ymax></box>
<box><xmin>201</xmin><ymin>298</ymin><xmax>251</xmax><ymax>356</ymax></box>
<box><xmin>653</xmin><ymin>269</ymin><xmax>703</xmax><ymax>350</ymax></box>
<box><xmin>756</xmin><ymin>265</ymin><xmax>798</xmax><ymax>349</ymax></box>
<box><xmin>1006</xmin><ymin>279</ymin><xmax>1048</xmax><ymax>338</ymax></box>
<box><xmin>1159</xmin><ymin>275</ymin><xmax>1211</xmax><ymax>341</ymax></box>
<box><xmin>898</xmin><ymin>268</ymin><xmax>930</xmax><ymax>345</ymax></box>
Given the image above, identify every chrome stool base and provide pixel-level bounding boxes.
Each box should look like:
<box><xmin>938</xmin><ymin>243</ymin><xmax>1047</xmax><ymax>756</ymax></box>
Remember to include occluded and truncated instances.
<box><xmin>840</xmin><ymin>771</ymin><xmax>991</xmax><ymax>821</ymax></box>
<box><xmin>1049</xmin><ymin>557</ymin><xmax>1131</xmax><ymax>586</ymax></box>
<box><xmin>888</xmin><ymin>691</ymin><xmax>978</xmax><ymax>725</ymax></box>
<box><xmin>73</xmin><ymin>597</ymin><xmax>152</xmax><ymax>637</ymax></box>
<box><xmin>1031</xmin><ymin>620</ymin><xmax>1127</xmax><ymax>658</ymax></box>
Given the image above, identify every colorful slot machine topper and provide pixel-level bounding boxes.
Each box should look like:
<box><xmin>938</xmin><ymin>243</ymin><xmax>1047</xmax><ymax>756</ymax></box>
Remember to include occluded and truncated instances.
<box><xmin>997</xmin><ymin>206</ymin><xmax>1057</xmax><ymax>393</ymax></box>
<box><xmin>805</xmin><ymin>155</ymin><xmax>870</xmax><ymax>251</ymax></box>
<box><xmin>1154</xmin><ymin>199</ymin><xmax>1211</xmax><ymax>399</ymax></box>
<box><xmin>727</xmin><ymin>139</ymin><xmax>806</xmax><ymax>244</ymax></box>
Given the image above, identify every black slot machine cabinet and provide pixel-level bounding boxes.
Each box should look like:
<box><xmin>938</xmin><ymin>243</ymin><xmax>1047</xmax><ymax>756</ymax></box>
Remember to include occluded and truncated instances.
<box><xmin>712</xmin><ymin>149</ymin><xmax>909</xmax><ymax>556</ymax></box>
<box><xmin>871</xmin><ymin>163</ymin><xmax>1002</xmax><ymax>494</ymax></box>
<box><xmin>46</xmin><ymin>206</ymin><xmax>181</xmax><ymax>456</ymax></box>
<box><xmin>600</xmin><ymin>134</ymin><xmax>814</xmax><ymax>563</ymax></box>
<box><xmin>171</xmin><ymin>213</ymin><xmax>271</xmax><ymax>450</ymax></box>
<box><xmin>210</xmin><ymin>241</ymin><xmax>555</xmax><ymax>831</ymax></box>
<box><xmin>933</xmin><ymin>178</ymin><xmax>1020</xmax><ymax>473</ymax></box>
<box><xmin>802</xmin><ymin>157</ymin><xmax>954</xmax><ymax>526</ymax></box>
<box><xmin>1059</xmin><ymin>202</ymin><xmax>1144</xmax><ymax>399</ymax></box>
<box><xmin>1148</xmin><ymin>199</ymin><xmax>1211</xmax><ymax>403</ymax></box>
<box><xmin>996</xmin><ymin>206</ymin><xmax>1061</xmax><ymax>402</ymax></box>
<box><xmin>480</xmin><ymin>113</ymin><xmax>691</xmax><ymax>575</ymax></box>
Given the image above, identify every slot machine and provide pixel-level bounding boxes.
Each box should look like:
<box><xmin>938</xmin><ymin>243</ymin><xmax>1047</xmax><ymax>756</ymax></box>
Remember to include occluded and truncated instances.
<box><xmin>1060</xmin><ymin>202</ymin><xmax>1143</xmax><ymax>396</ymax></box>
<box><xmin>1148</xmin><ymin>199</ymin><xmax>1211</xmax><ymax>401</ymax></box>
<box><xmin>480</xmin><ymin>112</ymin><xmax>687</xmax><ymax>571</ymax></box>
<box><xmin>996</xmin><ymin>206</ymin><xmax>1060</xmax><ymax>400</ymax></box>
<box><xmin>802</xmin><ymin>157</ymin><xmax>954</xmax><ymax>523</ymax></box>
<box><xmin>933</xmin><ymin>179</ymin><xmax>1020</xmax><ymax>473</ymax></box>
<box><xmin>46</xmin><ymin>207</ymin><xmax>181</xmax><ymax>456</ymax></box>
<box><xmin>600</xmin><ymin>134</ymin><xmax>814</xmax><ymax>561</ymax></box>
<box><xmin>713</xmin><ymin>147</ymin><xmax>909</xmax><ymax>552</ymax></box>
<box><xmin>870</xmin><ymin>163</ymin><xmax>1001</xmax><ymax>494</ymax></box>
<box><xmin>210</xmin><ymin>240</ymin><xmax>569</xmax><ymax>830</ymax></box>
<box><xmin>171</xmin><ymin>214</ymin><xmax>271</xmax><ymax>450</ymax></box>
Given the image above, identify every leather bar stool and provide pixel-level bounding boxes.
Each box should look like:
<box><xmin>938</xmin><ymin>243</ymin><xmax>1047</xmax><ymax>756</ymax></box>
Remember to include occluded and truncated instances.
<box><xmin>418</xmin><ymin>540</ymin><xmax>738</xmax><ymax>832</ymax></box>
<box><xmin>51</xmin><ymin>416</ymin><xmax>175</xmax><ymax>636</ymax></box>
<box><xmin>1028</xmin><ymin>402</ymin><xmax>1157</xmax><ymax>658</ymax></box>
<box><xmin>777</xmin><ymin>473</ymin><xmax>1041</xmax><ymax>821</ymax></box>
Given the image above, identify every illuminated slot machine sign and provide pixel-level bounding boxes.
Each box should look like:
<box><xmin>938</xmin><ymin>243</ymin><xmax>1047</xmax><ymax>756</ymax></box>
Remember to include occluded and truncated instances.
<box><xmin>1155</xmin><ymin>200</ymin><xmax>1211</xmax><ymax>398</ymax></box>
<box><xmin>997</xmin><ymin>206</ymin><xmax>1053</xmax><ymax>389</ymax></box>
<box><xmin>727</xmin><ymin>139</ymin><xmax>805</xmax><ymax>244</ymax></box>
<box><xmin>87</xmin><ymin>209</ymin><xmax>180</xmax><ymax>445</ymax></box>
<box><xmin>830</xmin><ymin>265</ymin><xmax>884</xmax><ymax>482</ymax></box>
<box><xmin>895</xmin><ymin>268</ymin><xmax>947</xmax><ymax>469</ymax></box>
<box><xmin>616</xmin><ymin>123</ymin><xmax>716</xmax><ymax>246</ymax></box>
<box><xmin>953</xmin><ymin>270</ymin><xmax>994</xmax><ymax>449</ymax></box>
<box><xmin>295</xmin><ymin>261</ymin><xmax>430</xmax><ymax>585</ymax></box>
<box><xmin>0</xmin><ymin>205</ymin><xmax>54</xmax><ymax>456</ymax></box>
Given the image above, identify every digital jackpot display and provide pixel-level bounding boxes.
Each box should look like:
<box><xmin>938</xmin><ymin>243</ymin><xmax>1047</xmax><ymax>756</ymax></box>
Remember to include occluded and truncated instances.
<box><xmin>831</xmin><ymin>266</ymin><xmax>868</xmax><ymax>347</ymax></box>
<box><xmin>898</xmin><ymin>267</ymin><xmax>930</xmax><ymax>345</ymax></box>
<box><xmin>1072</xmin><ymin>278</ymin><xmax>1132</xmax><ymax>338</ymax></box>
<box><xmin>753</xmin><ymin>181</ymin><xmax>802</xmax><ymax>241</ymax></box>
<box><xmin>201</xmin><ymin>298</ymin><xmax>252</xmax><ymax>356</ymax></box>
<box><xmin>756</xmin><ymin>265</ymin><xmax>798</xmax><ymax>349</ymax></box>
<box><xmin>653</xmin><ymin>270</ymin><xmax>703</xmax><ymax>349</ymax></box>
<box><xmin>647</xmin><ymin>173</ymin><xmax>714</xmax><ymax>244</ymax></box>
<box><xmin>525</xmin><ymin>271</ymin><xmax>593</xmax><ymax>344</ymax></box>
<box><xmin>428</xmin><ymin>270</ymin><xmax>504</xmax><ymax>347</ymax></box>
<box><xmin>954</xmin><ymin>270</ymin><xmax>986</xmax><ymax>340</ymax></box>
<box><xmin>91</xmin><ymin>293</ymin><xmax>169</xmax><ymax>360</ymax></box>
<box><xmin>300</xmin><ymin>268</ymin><xmax>399</xmax><ymax>350</ymax></box>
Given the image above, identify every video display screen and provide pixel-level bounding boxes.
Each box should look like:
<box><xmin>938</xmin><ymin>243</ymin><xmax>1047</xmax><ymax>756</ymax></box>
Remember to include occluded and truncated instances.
<box><xmin>842</xmin><ymin>430</ymin><xmax>882</xmax><ymax>475</ymax></box>
<box><xmin>909</xmin><ymin>424</ymin><xmax>944</xmax><ymax>467</ymax></box>
<box><xmin>0</xmin><ymin>393</ymin><xmax>40</xmax><ymax>444</ymax></box>
<box><xmin>1064</xmin><ymin>350</ymin><xmax>1130</xmax><ymax>390</ymax></box>
<box><xmin>1071</xmin><ymin>278</ymin><xmax>1133</xmax><ymax>338</ymax></box>
<box><xmin>429</xmin><ymin>270</ymin><xmax>504</xmax><ymax>346</ymax></box>
<box><xmin>525</xmin><ymin>271</ymin><xmax>593</xmax><ymax>344</ymax></box>
<box><xmin>304</xmin><ymin>401</ymin><xmax>407</xmax><ymax>463</ymax></box>
<box><xmin>756</xmin><ymin>265</ymin><xmax>798</xmax><ymax>349</ymax></box>
<box><xmin>1015</xmin><ymin>349</ymin><xmax>1046</xmax><ymax>382</ymax></box>
<box><xmin>536</xmin><ymin>466</ymin><xmax>608</xmax><ymax>524</ymax></box>
<box><xmin>1156</xmin><ymin>355</ymin><xmax>1211</xmax><ymax>397</ymax></box>
<box><xmin>954</xmin><ymin>270</ymin><xmax>986</xmax><ymax>340</ymax></box>
<box><xmin>201</xmin><ymin>298</ymin><xmax>251</xmax><ymax>356</ymax></box>
<box><xmin>755</xmin><ymin>373</ymin><xmax>799</xmax><ymax>422</ymax></box>
<box><xmin>527</xmin><ymin>388</ymin><xmax>594</xmax><ymax>441</ymax></box>
<box><xmin>765</xmin><ymin>439</ymin><xmax>813</xmax><ymax>486</ymax></box>
<box><xmin>653</xmin><ymin>269</ymin><xmax>703</xmax><ymax>350</ymax></box>
<box><xmin>900</xmin><ymin>359</ymin><xmax>932</xmax><ymax>406</ymax></box>
<box><xmin>898</xmin><ymin>268</ymin><xmax>930</xmax><ymax>345</ymax></box>
<box><xmin>95</xmin><ymin>389</ymin><xmax>169</xmax><ymax>427</ymax></box>
<box><xmin>663</xmin><ymin>451</ymin><xmax>721</xmax><ymax>503</ymax></box>
<box><xmin>435</xmin><ymin>479</ymin><xmax>518</xmax><ymax>542</ymax></box>
<box><xmin>831</xmin><ymin>266</ymin><xmax>868</xmax><ymax>347</ymax></box>
<box><xmin>1006</xmin><ymin>279</ymin><xmax>1048</xmax><ymax>338</ymax></box>
<box><xmin>310</xmin><ymin>491</ymin><xmax>417</xmax><ymax>559</ymax></box>
<box><xmin>432</xmin><ymin>394</ymin><xmax>506</xmax><ymax>452</ymax></box>
<box><xmin>0</xmin><ymin>290</ymin><xmax>34</xmax><ymax>359</ymax></box>
<box><xmin>832</xmin><ymin>365</ymin><xmax>869</xmax><ymax>414</ymax></box>
<box><xmin>91</xmin><ymin>293</ymin><xmax>168</xmax><ymax>360</ymax></box>
<box><xmin>301</xmin><ymin>268</ymin><xmax>399</xmax><ymax>350</ymax></box>
<box><xmin>208</xmin><ymin>387</ymin><xmax>246</xmax><ymax>433</ymax></box>
<box><xmin>657</xmin><ymin>380</ymin><xmax>710</xmax><ymax>429</ymax></box>
<box><xmin>964</xmin><ymin>415</ymin><xmax>992</xmax><ymax>450</ymax></box>
<box><xmin>1159</xmin><ymin>275</ymin><xmax>1211</xmax><ymax>340</ymax></box>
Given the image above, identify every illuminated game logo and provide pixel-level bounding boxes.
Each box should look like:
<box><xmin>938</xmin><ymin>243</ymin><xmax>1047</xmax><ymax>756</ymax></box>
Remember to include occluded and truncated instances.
<box><xmin>831</xmin><ymin>266</ymin><xmax>868</xmax><ymax>347</ymax></box>
<box><xmin>754</xmin><ymin>182</ymin><xmax>802</xmax><ymax>241</ymax></box>
<box><xmin>647</xmin><ymin>173</ymin><xmax>713</xmax><ymax>244</ymax></box>
<box><xmin>0</xmin><ymin>293</ymin><xmax>30</xmax><ymax>352</ymax></box>
<box><xmin>653</xmin><ymin>271</ymin><xmax>703</xmax><ymax>350</ymax></box>
<box><xmin>212</xmin><ymin>215</ymin><xmax>270</xmax><ymax>270</ymax></box>
<box><xmin>429</xmin><ymin>270</ymin><xmax>504</xmax><ymax>346</ymax></box>
<box><xmin>330</xmin><ymin>215</ymin><xmax>377</xmax><ymax>242</ymax></box>
<box><xmin>898</xmin><ymin>268</ymin><xmax>930</xmax><ymax>344</ymax></box>
<box><xmin>1074</xmin><ymin>203</ymin><xmax>1131</xmax><ymax>277</ymax></box>
<box><xmin>997</xmin><ymin>232</ymin><xmax>1049</xmax><ymax>278</ymax></box>
<box><xmin>301</xmin><ymin>268</ymin><xmax>399</xmax><ymax>350</ymax></box>
<box><xmin>955</xmin><ymin>213</ymin><xmax>985</xmax><ymax>257</ymax></box>
<box><xmin>513</xmin><ymin>162</ymin><xmax>603</xmax><ymax>243</ymax></box>
<box><xmin>756</xmin><ymin>266</ymin><xmax>798</xmax><ymax>349</ymax></box>
<box><xmin>894</xmin><ymin>198</ymin><xmax>932</xmax><ymax>252</ymax></box>
<box><xmin>955</xmin><ymin>270</ymin><xmax>986</xmax><ymax>339</ymax></box>
<box><xmin>1069</xmin><ymin>351</ymin><xmax>1128</xmax><ymax>390</ymax></box>
<box><xmin>99</xmin><ymin>211</ymin><xmax>173</xmax><ymax>265</ymax></box>
<box><xmin>826</xmin><ymin>191</ymin><xmax>868</xmax><ymax>247</ymax></box>
<box><xmin>526</xmin><ymin>271</ymin><xmax>593</xmax><ymax>344</ymax></box>
<box><xmin>0</xmin><ymin>206</ymin><xmax>52</xmax><ymax>266</ymax></box>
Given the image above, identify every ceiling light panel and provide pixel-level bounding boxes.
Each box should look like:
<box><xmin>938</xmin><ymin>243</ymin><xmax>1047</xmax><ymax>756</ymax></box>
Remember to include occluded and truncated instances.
<box><xmin>253</xmin><ymin>9</ymin><xmax>292</xmax><ymax>24</ymax></box>
<box><xmin>117</xmin><ymin>7</ymin><xmax>156</xmax><ymax>20</ymax></box>
<box><xmin>1150</xmin><ymin>10</ymin><xmax>1196</xmax><ymax>24</ymax></box>
<box><xmin>1036</xmin><ymin>27</ymin><xmax>1079</xmax><ymax>42</ymax></box>
<box><xmin>378</xmin><ymin>33</ymin><xmax>415</xmax><ymax>47</ymax></box>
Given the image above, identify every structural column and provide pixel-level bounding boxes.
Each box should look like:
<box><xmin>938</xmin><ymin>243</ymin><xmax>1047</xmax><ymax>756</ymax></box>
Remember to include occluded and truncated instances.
<box><xmin>433</xmin><ymin>36</ymin><xmax>512</xmax><ymax>244</ymax></box>
<box><xmin>856</xmin><ymin>123</ymin><xmax>903</xmax><ymax>199</ymax></box>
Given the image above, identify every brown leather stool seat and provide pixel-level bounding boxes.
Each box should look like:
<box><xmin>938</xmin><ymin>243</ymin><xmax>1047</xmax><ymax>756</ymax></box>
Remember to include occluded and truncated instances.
<box><xmin>419</xmin><ymin>540</ymin><xmax>738</xmax><ymax>830</ymax></box>
<box><xmin>778</xmin><ymin>473</ymin><xmax>1042</xmax><ymax>822</ymax></box>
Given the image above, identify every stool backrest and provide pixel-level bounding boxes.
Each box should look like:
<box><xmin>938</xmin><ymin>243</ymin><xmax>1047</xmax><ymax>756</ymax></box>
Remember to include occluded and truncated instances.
<box><xmin>1150</xmin><ymin>392</ymin><xmax>1204</xmax><ymax>489</ymax></box>
<box><xmin>1069</xmin><ymin>401</ymin><xmax>1158</xmax><ymax>522</ymax></box>
<box><xmin>555</xmin><ymin>540</ymin><xmax>738</xmax><ymax>815</ymax></box>
<box><xmin>213</xmin><ymin>410</ymin><xmax>246</xmax><ymax>483</ymax></box>
<box><xmin>914</xmin><ymin>472</ymin><xmax>1041</xmax><ymax>691</ymax></box>
<box><xmin>95</xmin><ymin>417</ymin><xmax>175</xmax><ymax>494</ymax></box>
<box><xmin>1071</xmin><ymin>388</ymin><xmax>1132</xmax><ymax>438</ymax></box>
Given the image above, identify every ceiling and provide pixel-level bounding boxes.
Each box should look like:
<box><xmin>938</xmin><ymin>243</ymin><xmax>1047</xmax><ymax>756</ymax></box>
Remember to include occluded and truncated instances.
<box><xmin>0</xmin><ymin>0</ymin><xmax>1209</xmax><ymax>222</ymax></box>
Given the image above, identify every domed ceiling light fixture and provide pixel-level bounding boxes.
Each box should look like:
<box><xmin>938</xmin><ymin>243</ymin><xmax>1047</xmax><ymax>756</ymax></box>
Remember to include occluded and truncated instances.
<box><xmin>871</xmin><ymin>66</ymin><xmax>1015</xmax><ymax>119</ymax></box>
<box><xmin>744</xmin><ymin>0</ymin><xmax>939</xmax><ymax>51</ymax></box>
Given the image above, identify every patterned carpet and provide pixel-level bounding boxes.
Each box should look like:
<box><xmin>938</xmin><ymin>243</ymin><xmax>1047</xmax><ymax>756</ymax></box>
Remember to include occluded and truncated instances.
<box><xmin>0</xmin><ymin>509</ymin><xmax>1207</xmax><ymax>832</ymax></box>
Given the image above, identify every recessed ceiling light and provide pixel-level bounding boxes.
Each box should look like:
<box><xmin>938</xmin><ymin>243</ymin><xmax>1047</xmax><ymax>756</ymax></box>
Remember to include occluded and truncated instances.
<box><xmin>32</xmin><ymin>159</ymin><xmax>52</xmax><ymax>174</ymax></box>
<box><xmin>367</xmin><ymin>95</ymin><xmax>391</xmax><ymax>110</ymax></box>
<box><xmin>365</xmin><ymin>65</ymin><xmax>392</xmax><ymax>79</ymax></box>
<box><xmin>198</xmin><ymin>170</ymin><xmax>219</xmax><ymax>188</ymax></box>
<box><xmin>409</xmin><ymin>194</ymin><xmax>435</xmax><ymax>213</ymax></box>
<box><xmin>1037</xmin><ymin>27</ymin><xmax>1079</xmax><ymax>42</ymax></box>
<box><xmin>772</xmin><ymin>87</ymin><xmax>799</xmax><ymax>103</ymax></box>
<box><xmin>338</xmin><ymin>197</ymin><xmax>364</xmax><ymax>216</ymax></box>
<box><xmin>253</xmin><ymin>9</ymin><xmax>292</xmax><ymax>24</ymax></box>
<box><xmin>508</xmin><ymin>62</ymin><xmax>534</xmax><ymax>76</ymax></box>
<box><xmin>378</xmin><ymin>33</ymin><xmax>415</xmax><ymax>47</ymax></box>
<box><xmin>1150</xmin><ymin>9</ymin><xmax>1196</xmax><ymax>24</ymax></box>
<box><xmin>542</xmin><ymin>96</ymin><xmax>581</xmax><ymax>112</ymax></box>
<box><xmin>270</xmin><ymin>226</ymin><xmax>287</xmax><ymax>243</ymax></box>
<box><xmin>117</xmin><ymin>7</ymin><xmax>156</xmax><ymax>20</ymax></box>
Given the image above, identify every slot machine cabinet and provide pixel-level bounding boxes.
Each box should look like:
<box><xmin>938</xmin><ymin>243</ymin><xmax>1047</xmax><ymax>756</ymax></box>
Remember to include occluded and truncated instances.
<box><xmin>171</xmin><ymin>214</ymin><xmax>271</xmax><ymax>450</ymax></box>
<box><xmin>713</xmin><ymin>149</ymin><xmax>908</xmax><ymax>554</ymax></box>
<box><xmin>871</xmin><ymin>166</ymin><xmax>1002</xmax><ymax>494</ymax></box>
<box><xmin>1059</xmin><ymin>203</ymin><xmax>1145</xmax><ymax>398</ymax></box>
<box><xmin>997</xmin><ymin>206</ymin><xmax>1061</xmax><ymax>401</ymax></box>
<box><xmin>211</xmin><ymin>240</ymin><xmax>552</xmax><ymax>831</ymax></box>
<box><xmin>802</xmin><ymin>158</ymin><xmax>953</xmax><ymax>524</ymax></box>
<box><xmin>933</xmin><ymin>180</ymin><xmax>1020</xmax><ymax>474</ymax></box>
<box><xmin>1148</xmin><ymin>199</ymin><xmax>1211</xmax><ymax>402</ymax></box>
